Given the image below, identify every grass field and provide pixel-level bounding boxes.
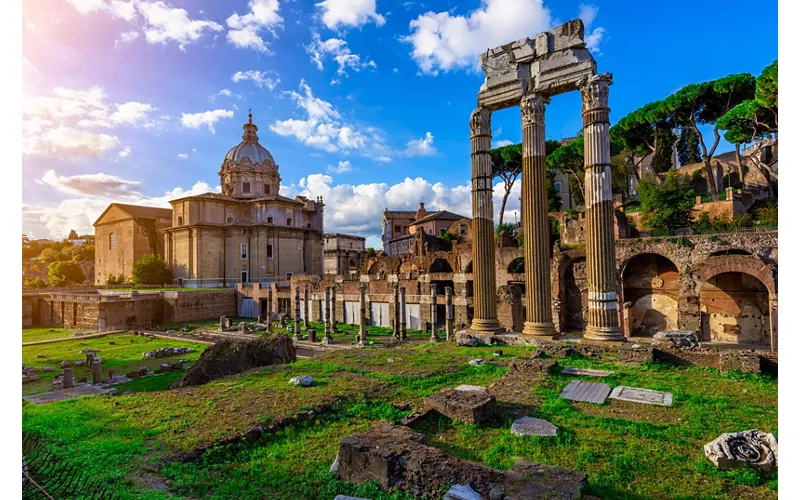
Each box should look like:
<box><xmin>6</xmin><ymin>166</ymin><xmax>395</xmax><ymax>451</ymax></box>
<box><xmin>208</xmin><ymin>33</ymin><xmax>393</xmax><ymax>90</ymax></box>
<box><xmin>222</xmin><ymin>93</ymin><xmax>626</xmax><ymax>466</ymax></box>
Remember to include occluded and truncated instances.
<box><xmin>22</xmin><ymin>327</ymin><xmax>94</xmax><ymax>343</ymax></box>
<box><xmin>22</xmin><ymin>333</ymin><xmax>208</xmax><ymax>396</ymax></box>
<box><xmin>22</xmin><ymin>341</ymin><xmax>777</xmax><ymax>499</ymax></box>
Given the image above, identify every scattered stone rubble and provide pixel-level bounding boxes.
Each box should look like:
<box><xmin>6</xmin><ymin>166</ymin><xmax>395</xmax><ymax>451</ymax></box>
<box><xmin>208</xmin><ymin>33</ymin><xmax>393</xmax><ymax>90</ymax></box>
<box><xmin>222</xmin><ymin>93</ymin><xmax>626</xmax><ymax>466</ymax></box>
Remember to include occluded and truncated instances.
<box><xmin>289</xmin><ymin>376</ymin><xmax>313</xmax><ymax>387</ymax></box>
<box><xmin>143</xmin><ymin>347</ymin><xmax>195</xmax><ymax>359</ymax></box>
<box><xmin>653</xmin><ymin>330</ymin><xmax>700</xmax><ymax>348</ymax></box>
<box><xmin>704</xmin><ymin>430</ymin><xmax>778</xmax><ymax>472</ymax></box>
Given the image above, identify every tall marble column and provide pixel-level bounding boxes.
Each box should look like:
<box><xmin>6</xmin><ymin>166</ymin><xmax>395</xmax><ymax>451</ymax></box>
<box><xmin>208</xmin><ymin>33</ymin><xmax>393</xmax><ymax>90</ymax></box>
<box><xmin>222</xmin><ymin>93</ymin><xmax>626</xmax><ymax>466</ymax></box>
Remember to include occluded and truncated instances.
<box><xmin>581</xmin><ymin>73</ymin><xmax>624</xmax><ymax>341</ymax></box>
<box><xmin>358</xmin><ymin>283</ymin><xmax>367</xmax><ymax>345</ymax></box>
<box><xmin>521</xmin><ymin>93</ymin><xmax>556</xmax><ymax>336</ymax></box>
<box><xmin>399</xmin><ymin>287</ymin><xmax>407</xmax><ymax>339</ymax></box>
<box><xmin>303</xmin><ymin>285</ymin><xmax>309</xmax><ymax>329</ymax></box>
<box><xmin>445</xmin><ymin>287</ymin><xmax>454</xmax><ymax>341</ymax></box>
<box><xmin>430</xmin><ymin>284</ymin><xmax>439</xmax><ymax>342</ymax></box>
<box><xmin>392</xmin><ymin>282</ymin><xmax>400</xmax><ymax>338</ymax></box>
<box><xmin>468</xmin><ymin>107</ymin><xmax>503</xmax><ymax>334</ymax></box>
<box><xmin>294</xmin><ymin>285</ymin><xmax>300</xmax><ymax>336</ymax></box>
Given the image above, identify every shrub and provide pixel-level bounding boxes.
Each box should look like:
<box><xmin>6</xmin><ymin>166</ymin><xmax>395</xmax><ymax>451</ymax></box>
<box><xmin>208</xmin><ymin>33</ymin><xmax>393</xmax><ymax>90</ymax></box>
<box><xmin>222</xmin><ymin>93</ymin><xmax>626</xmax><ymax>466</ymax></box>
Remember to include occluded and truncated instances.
<box><xmin>132</xmin><ymin>254</ymin><xmax>172</xmax><ymax>285</ymax></box>
<box><xmin>47</xmin><ymin>261</ymin><xmax>85</xmax><ymax>287</ymax></box>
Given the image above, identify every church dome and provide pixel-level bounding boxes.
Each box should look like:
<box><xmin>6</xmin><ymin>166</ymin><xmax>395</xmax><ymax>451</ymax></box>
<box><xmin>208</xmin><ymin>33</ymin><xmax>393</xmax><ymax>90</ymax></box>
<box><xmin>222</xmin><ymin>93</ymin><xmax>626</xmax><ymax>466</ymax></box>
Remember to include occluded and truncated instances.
<box><xmin>224</xmin><ymin>111</ymin><xmax>275</xmax><ymax>165</ymax></box>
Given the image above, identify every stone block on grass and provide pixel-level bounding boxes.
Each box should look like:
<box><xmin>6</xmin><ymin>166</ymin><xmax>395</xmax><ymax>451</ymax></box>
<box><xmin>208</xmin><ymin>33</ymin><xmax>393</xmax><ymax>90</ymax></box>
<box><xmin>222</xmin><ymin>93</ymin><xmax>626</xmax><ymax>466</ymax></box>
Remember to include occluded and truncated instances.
<box><xmin>423</xmin><ymin>388</ymin><xmax>496</xmax><ymax>425</ymax></box>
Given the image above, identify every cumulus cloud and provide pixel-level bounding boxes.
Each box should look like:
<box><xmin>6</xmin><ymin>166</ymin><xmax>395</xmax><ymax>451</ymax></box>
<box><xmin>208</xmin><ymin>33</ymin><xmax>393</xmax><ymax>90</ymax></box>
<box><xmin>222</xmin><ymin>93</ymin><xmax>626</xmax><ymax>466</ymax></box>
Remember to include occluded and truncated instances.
<box><xmin>180</xmin><ymin>109</ymin><xmax>234</xmax><ymax>133</ymax></box>
<box><xmin>24</xmin><ymin>127</ymin><xmax>118</xmax><ymax>158</ymax></box>
<box><xmin>226</xmin><ymin>0</ymin><xmax>283</xmax><ymax>53</ymax></box>
<box><xmin>578</xmin><ymin>4</ymin><xmax>605</xmax><ymax>53</ymax></box>
<box><xmin>65</xmin><ymin>0</ymin><xmax>222</xmax><ymax>50</ymax></box>
<box><xmin>327</xmin><ymin>160</ymin><xmax>352</xmax><ymax>173</ymax></box>
<box><xmin>404</xmin><ymin>132</ymin><xmax>436</xmax><ymax>156</ymax></box>
<box><xmin>39</xmin><ymin>169</ymin><xmax>142</xmax><ymax>197</ymax></box>
<box><xmin>305</xmin><ymin>32</ymin><xmax>376</xmax><ymax>83</ymax></box>
<box><xmin>24</xmin><ymin>179</ymin><xmax>221</xmax><ymax>240</ymax></box>
<box><xmin>231</xmin><ymin>70</ymin><xmax>281</xmax><ymax>90</ymax></box>
<box><xmin>178</xmin><ymin>153</ymin><xmax>189</xmax><ymax>159</ymax></box>
<box><xmin>315</xmin><ymin>0</ymin><xmax>385</xmax><ymax>30</ymax></box>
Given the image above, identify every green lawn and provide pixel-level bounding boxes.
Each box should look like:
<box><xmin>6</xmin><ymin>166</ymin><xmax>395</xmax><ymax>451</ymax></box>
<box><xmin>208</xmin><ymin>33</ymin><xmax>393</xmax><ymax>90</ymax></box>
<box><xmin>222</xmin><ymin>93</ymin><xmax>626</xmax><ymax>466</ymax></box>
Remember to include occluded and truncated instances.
<box><xmin>22</xmin><ymin>333</ymin><xmax>208</xmax><ymax>396</ymax></box>
<box><xmin>22</xmin><ymin>343</ymin><xmax>777</xmax><ymax>499</ymax></box>
<box><xmin>22</xmin><ymin>327</ymin><xmax>92</xmax><ymax>343</ymax></box>
<box><xmin>151</xmin><ymin>316</ymin><xmax>258</xmax><ymax>333</ymax></box>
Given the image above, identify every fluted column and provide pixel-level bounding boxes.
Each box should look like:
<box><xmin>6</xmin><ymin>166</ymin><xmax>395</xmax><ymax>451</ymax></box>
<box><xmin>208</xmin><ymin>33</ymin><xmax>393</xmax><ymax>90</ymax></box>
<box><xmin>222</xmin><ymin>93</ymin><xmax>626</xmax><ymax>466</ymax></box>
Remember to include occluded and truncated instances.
<box><xmin>331</xmin><ymin>285</ymin><xmax>337</xmax><ymax>331</ymax></box>
<box><xmin>581</xmin><ymin>73</ymin><xmax>623</xmax><ymax>341</ymax></box>
<box><xmin>400</xmin><ymin>287</ymin><xmax>407</xmax><ymax>339</ymax></box>
<box><xmin>267</xmin><ymin>287</ymin><xmax>273</xmax><ymax>333</ymax></box>
<box><xmin>468</xmin><ymin>107</ymin><xmax>503</xmax><ymax>333</ymax></box>
<box><xmin>520</xmin><ymin>93</ymin><xmax>557</xmax><ymax>336</ymax></box>
<box><xmin>392</xmin><ymin>282</ymin><xmax>400</xmax><ymax>338</ymax></box>
<box><xmin>303</xmin><ymin>285</ymin><xmax>309</xmax><ymax>328</ymax></box>
<box><xmin>358</xmin><ymin>283</ymin><xmax>367</xmax><ymax>345</ymax></box>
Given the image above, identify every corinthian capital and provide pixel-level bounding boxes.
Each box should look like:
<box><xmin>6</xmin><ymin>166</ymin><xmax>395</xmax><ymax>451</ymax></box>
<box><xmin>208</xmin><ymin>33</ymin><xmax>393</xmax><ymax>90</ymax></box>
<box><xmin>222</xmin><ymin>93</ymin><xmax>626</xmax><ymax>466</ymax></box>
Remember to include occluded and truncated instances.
<box><xmin>469</xmin><ymin>107</ymin><xmax>491</xmax><ymax>137</ymax></box>
<box><xmin>520</xmin><ymin>93</ymin><xmax>549</xmax><ymax>126</ymax></box>
<box><xmin>580</xmin><ymin>72</ymin><xmax>613</xmax><ymax>111</ymax></box>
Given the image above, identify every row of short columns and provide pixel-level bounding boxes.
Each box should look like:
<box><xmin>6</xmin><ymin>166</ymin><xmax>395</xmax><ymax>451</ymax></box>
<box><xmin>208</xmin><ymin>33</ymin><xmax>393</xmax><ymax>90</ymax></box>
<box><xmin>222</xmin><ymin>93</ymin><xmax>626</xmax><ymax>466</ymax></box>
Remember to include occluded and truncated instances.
<box><xmin>468</xmin><ymin>73</ymin><xmax>623</xmax><ymax>341</ymax></box>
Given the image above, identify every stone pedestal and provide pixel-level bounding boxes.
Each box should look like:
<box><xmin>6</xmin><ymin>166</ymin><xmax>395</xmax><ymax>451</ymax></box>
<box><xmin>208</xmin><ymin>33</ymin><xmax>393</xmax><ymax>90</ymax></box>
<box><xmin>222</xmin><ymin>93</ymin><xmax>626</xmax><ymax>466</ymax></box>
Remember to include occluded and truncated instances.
<box><xmin>520</xmin><ymin>93</ymin><xmax>556</xmax><ymax>337</ymax></box>
<box><xmin>392</xmin><ymin>282</ymin><xmax>400</xmax><ymax>338</ymax></box>
<box><xmin>445</xmin><ymin>287</ymin><xmax>455</xmax><ymax>341</ymax></box>
<box><xmin>294</xmin><ymin>285</ymin><xmax>300</xmax><ymax>336</ymax></box>
<box><xmin>468</xmin><ymin>107</ymin><xmax>504</xmax><ymax>334</ymax></box>
<box><xmin>358</xmin><ymin>283</ymin><xmax>367</xmax><ymax>345</ymax></box>
<box><xmin>62</xmin><ymin>366</ymin><xmax>74</xmax><ymax>389</ymax></box>
<box><xmin>91</xmin><ymin>360</ymin><xmax>102</xmax><ymax>385</ymax></box>
<box><xmin>580</xmin><ymin>74</ymin><xmax>623</xmax><ymax>341</ymax></box>
<box><xmin>400</xmin><ymin>287</ymin><xmax>407</xmax><ymax>339</ymax></box>
<box><xmin>430</xmin><ymin>284</ymin><xmax>439</xmax><ymax>342</ymax></box>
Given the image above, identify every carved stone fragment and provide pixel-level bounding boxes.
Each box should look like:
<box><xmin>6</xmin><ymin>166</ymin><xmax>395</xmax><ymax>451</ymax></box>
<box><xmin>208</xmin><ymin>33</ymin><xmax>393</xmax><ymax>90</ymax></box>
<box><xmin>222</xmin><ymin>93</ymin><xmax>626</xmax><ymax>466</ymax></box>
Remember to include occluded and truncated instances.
<box><xmin>704</xmin><ymin>430</ymin><xmax>777</xmax><ymax>472</ymax></box>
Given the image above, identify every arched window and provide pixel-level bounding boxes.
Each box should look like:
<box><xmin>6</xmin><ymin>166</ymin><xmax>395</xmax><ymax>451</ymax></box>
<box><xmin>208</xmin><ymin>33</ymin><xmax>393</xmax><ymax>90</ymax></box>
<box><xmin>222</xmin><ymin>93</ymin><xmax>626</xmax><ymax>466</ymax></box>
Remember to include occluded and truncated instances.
<box><xmin>287</xmin><ymin>217</ymin><xmax>292</xmax><ymax>226</ymax></box>
<box><xmin>226</xmin><ymin>214</ymin><xmax>234</xmax><ymax>223</ymax></box>
<box><xmin>109</xmin><ymin>232</ymin><xmax>116</xmax><ymax>250</ymax></box>
<box><xmin>177</xmin><ymin>216</ymin><xmax>183</xmax><ymax>226</ymax></box>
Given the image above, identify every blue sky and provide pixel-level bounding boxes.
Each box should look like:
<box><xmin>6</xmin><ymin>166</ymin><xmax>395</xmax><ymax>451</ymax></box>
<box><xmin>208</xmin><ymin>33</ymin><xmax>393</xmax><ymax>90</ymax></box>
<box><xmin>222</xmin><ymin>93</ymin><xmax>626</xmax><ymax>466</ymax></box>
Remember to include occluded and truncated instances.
<box><xmin>21</xmin><ymin>0</ymin><xmax>777</xmax><ymax>247</ymax></box>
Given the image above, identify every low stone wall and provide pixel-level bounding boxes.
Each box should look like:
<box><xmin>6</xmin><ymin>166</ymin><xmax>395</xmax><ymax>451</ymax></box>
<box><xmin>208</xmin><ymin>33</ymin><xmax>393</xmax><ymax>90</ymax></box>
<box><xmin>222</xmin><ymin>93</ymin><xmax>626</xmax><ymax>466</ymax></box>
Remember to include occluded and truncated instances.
<box><xmin>163</xmin><ymin>289</ymin><xmax>237</xmax><ymax>322</ymax></box>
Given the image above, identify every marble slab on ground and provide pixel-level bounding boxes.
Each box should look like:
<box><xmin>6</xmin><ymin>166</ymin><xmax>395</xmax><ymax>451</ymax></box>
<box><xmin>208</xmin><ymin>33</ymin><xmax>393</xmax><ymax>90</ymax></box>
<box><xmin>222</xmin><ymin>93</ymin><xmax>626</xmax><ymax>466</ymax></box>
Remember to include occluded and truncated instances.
<box><xmin>609</xmin><ymin>386</ymin><xmax>673</xmax><ymax>407</ymax></box>
<box><xmin>559</xmin><ymin>380</ymin><xmax>611</xmax><ymax>404</ymax></box>
<box><xmin>22</xmin><ymin>384</ymin><xmax>113</xmax><ymax>404</ymax></box>
<box><xmin>561</xmin><ymin>367</ymin><xmax>615</xmax><ymax>377</ymax></box>
<box><xmin>511</xmin><ymin>416</ymin><xmax>558</xmax><ymax>437</ymax></box>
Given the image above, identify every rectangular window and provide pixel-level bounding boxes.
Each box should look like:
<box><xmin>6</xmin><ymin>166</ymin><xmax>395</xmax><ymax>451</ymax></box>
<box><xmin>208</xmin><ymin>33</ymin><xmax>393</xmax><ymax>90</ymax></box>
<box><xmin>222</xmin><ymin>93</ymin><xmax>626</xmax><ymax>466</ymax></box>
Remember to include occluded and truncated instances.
<box><xmin>459</xmin><ymin>225</ymin><xmax>467</xmax><ymax>235</ymax></box>
<box><xmin>394</xmin><ymin>225</ymin><xmax>401</xmax><ymax>232</ymax></box>
<box><xmin>109</xmin><ymin>232</ymin><xmax>116</xmax><ymax>250</ymax></box>
<box><xmin>264</xmin><ymin>184</ymin><xmax>270</xmax><ymax>194</ymax></box>
<box><xmin>267</xmin><ymin>244</ymin><xmax>273</xmax><ymax>259</ymax></box>
<box><xmin>555</xmin><ymin>182</ymin><xmax>562</xmax><ymax>193</ymax></box>
<box><xmin>243</xmin><ymin>182</ymin><xmax>251</xmax><ymax>193</ymax></box>
<box><xmin>241</xmin><ymin>243</ymin><xmax>248</xmax><ymax>259</ymax></box>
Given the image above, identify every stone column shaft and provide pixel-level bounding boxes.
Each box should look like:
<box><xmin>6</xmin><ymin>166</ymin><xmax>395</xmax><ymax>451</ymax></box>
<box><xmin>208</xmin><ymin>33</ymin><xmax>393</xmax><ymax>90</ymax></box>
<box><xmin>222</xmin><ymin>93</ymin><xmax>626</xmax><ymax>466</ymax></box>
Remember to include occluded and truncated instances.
<box><xmin>92</xmin><ymin>361</ymin><xmax>102</xmax><ymax>385</ymax></box>
<box><xmin>468</xmin><ymin>107</ymin><xmax>503</xmax><ymax>334</ymax></box>
<box><xmin>581</xmin><ymin>73</ymin><xmax>623</xmax><ymax>341</ymax></box>
<box><xmin>359</xmin><ymin>283</ymin><xmax>367</xmax><ymax>344</ymax></box>
<box><xmin>400</xmin><ymin>287</ymin><xmax>407</xmax><ymax>339</ymax></box>
<box><xmin>521</xmin><ymin>93</ymin><xmax>556</xmax><ymax>336</ymax></box>
<box><xmin>267</xmin><ymin>287</ymin><xmax>273</xmax><ymax>333</ymax></box>
<box><xmin>324</xmin><ymin>287</ymin><xmax>332</xmax><ymax>336</ymax></box>
<box><xmin>294</xmin><ymin>286</ymin><xmax>300</xmax><ymax>336</ymax></box>
<box><xmin>303</xmin><ymin>286</ymin><xmax>309</xmax><ymax>328</ymax></box>
<box><xmin>63</xmin><ymin>366</ymin><xmax>74</xmax><ymax>389</ymax></box>
<box><xmin>331</xmin><ymin>285</ymin><xmax>337</xmax><ymax>331</ymax></box>
<box><xmin>430</xmin><ymin>284</ymin><xmax>439</xmax><ymax>341</ymax></box>
<box><xmin>392</xmin><ymin>282</ymin><xmax>400</xmax><ymax>338</ymax></box>
<box><xmin>445</xmin><ymin>287</ymin><xmax>454</xmax><ymax>341</ymax></box>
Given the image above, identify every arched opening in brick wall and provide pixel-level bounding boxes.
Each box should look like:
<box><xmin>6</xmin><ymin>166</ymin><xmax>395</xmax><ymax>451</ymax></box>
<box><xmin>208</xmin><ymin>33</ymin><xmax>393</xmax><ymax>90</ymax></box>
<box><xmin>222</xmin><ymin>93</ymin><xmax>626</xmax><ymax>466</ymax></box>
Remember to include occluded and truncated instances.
<box><xmin>430</xmin><ymin>258</ymin><xmax>453</xmax><ymax>273</ymax></box>
<box><xmin>507</xmin><ymin>257</ymin><xmax>524</xmax><ymax>274</ymax></box>
<box><xmin>560</xmin><ymin>257</ymin><xmax>587</xmax><ymax>332</ymax></box>
<box><xmin>699</xmin><ymin>272</ymin><xmax>770</xmax><ymax>346</ymax></box>
<box><xmin>622</xmin><ymin>253</ymin><xmax>680</xmax><ymax>337</ymax></box>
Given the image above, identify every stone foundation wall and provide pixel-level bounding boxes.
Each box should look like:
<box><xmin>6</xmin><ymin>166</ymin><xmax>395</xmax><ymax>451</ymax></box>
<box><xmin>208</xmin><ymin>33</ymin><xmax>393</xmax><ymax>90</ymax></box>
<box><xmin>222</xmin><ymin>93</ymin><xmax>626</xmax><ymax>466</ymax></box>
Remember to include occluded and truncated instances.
<box><xmin>164</xmin><ymin>290</ymin><xmax>238</xmax><ymax>322</ymax></box>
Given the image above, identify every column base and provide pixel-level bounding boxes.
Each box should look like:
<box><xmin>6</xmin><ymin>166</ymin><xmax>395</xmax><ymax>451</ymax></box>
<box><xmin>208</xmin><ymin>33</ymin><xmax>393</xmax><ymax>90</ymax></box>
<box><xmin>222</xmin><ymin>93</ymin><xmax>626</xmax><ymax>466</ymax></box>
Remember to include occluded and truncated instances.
<box><xmin>357</xmin><ymin>340</ymin><xmax>368</xmax><ymax>346</ymax></box>
<box><xmin>522</xmin><ymin>321</ymin><xmax>557</xmax><ymax>337</ymax></box>
<box><xmin>583</xmin><ymin>326</ymin><xmax>625</xmax><ymax>342</ymax></box>
<box><xmin>322</xmin><ymin>335</ymin><xmax>333</xmax><ymax>344</ymax></box>
<box><xmin>469</xmin><ymin>318</ymin><xmax>504</xmax><ymax>335</ymax></box>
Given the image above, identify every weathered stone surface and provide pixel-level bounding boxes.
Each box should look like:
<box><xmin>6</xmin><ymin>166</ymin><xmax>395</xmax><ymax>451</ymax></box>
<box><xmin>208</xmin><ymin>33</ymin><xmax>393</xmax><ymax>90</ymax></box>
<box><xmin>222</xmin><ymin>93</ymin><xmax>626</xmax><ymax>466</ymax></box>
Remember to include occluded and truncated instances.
<box><xmin>457</xmin><ymin>334</ymin><xmax>480</xmax><ymax>347</ymax></box>
<box><xmin>559</xmin><ymin>380</ymin><xmax>610</xmax><ymax>404</ymax></box>
<box><xmin>609</xmin><ymin>386</ymin><xmax>673</xmax><ymax>407</ymax></box>
<box><xmin>41</xmin><ymin>366</ymin><xmax>55</xmax><ymax>373</ymax></box>
<box><xmin>336</xmin><ymin>423</ymin><xmax>585</xmax><ymax>499</ymax></box>
<box><xmin>143</xmin><ymin>347</ymin><xmax>195</xmax><ymax>359</ymax></box>
<box><xmin>290</xmin><ymin>375</ymin><xmax>313</xmax><ymax>387</ymax></box>
<box><xmin>333</xmin><ymin>496</ymin><xmax>372</xmax><ymax>500</ymax></box>
<box><xmin>509</xmin><ymin>357</ymin><xmax>558</xmax><ymax>375</ymax></box>
<box><xmin>454</xmin><ymin>385</ymin><xmax>491</xmax><ymax>396</ymax></box>
<box><xmin>60</xmin><ymin>361</ymin><xmax>71</xmax><ymax>369</ymax></box>
<box><xmin>720</xmin><ymin>350</ymin><xmax>761</xmax><ymax>375</ymax></box>
<box><xmin>561</xmin><ymin>367</ymin><xmax>614</xmax><ymax>377</ymax></box>
<box><xmin>330</xmin><ymin>453</ymin><xmax>340</xmax><ymax>474</ymax></box>
<box><xmin>171</xmin><ymin>335</ymin><xmax>295</xmax><ymax>389</ymax></box>
<box><xmin>617</xmin><ymin>344</ymin><xmax>654</xmax><ymax>365</ymax></box>
<box><xmin>704</xmin><ymin>430</ymin><xmax>777</xmax><ymax>472</ymax></box>
<box><xmin>534</xmin><ymin>342</ymin><xmax>575</xmax><ymax>359</ymax></box>
<box><xmin>511</xmin><ymin>417</ymin><xmax>558</xmax><ymax>437</ymax></box>
<box><xmin>653</xmin><ymin>330</ymin><xmax>700</xmax><ymax>348</ymax></box>
<box><xmin>443</xmin><ymin>484</ymin><xmax>481</xmax><ymax>500</ymax></box>
<box><xmin>468</xmin><ymin>358</ymin><xmax>485</xmax><ymax>366</ymax></box>
<box><xmin>424</xmin><ymin>388</ymin><xmax>497</xmax><ymax>425</ymax></box>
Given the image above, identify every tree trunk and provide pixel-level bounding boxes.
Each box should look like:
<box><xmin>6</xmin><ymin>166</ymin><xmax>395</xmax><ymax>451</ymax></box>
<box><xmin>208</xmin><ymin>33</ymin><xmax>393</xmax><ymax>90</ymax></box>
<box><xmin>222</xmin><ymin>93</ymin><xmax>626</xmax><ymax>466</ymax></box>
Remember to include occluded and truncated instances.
<box><xmin>735</xmin><ymin>143</ymin><xmax>745</xmax><ymax>187</ymax></box>
<box><xmin>498</xmin><ymin>186</ymin><xmax>510</xmax><ymax>226</ymax></box>
<box><xmin>694</xmin><ymin>125</ymin><xmax>720</xmax><ymax>201</ymax></box>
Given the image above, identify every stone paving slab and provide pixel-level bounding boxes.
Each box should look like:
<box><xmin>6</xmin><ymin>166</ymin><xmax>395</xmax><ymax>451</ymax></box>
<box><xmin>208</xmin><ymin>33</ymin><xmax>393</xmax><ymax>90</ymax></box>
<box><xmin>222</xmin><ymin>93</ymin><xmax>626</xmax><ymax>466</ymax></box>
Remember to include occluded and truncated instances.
<box><xmin>561</xmin><ymin>367</ymin><xmax>615</xmax><ymax>377</ymax></box>
<box><xmin>511</xmin><ymin>416</ymin><xmax>558</xmax><ymax>437</ymax></box>
<box><xmin>609</xmin><ymin>386</ymin><xmax>673</xmax><ymax>406</ymax></box>
<box><xmin>559</xmin><ymin>380</ymin><xmax>611</xmax><ymax>404</ymax></box>
<box><xmin>22</xmin><ymin>384</ymin><xmax>113</xmax><ymax>404</ymax></box>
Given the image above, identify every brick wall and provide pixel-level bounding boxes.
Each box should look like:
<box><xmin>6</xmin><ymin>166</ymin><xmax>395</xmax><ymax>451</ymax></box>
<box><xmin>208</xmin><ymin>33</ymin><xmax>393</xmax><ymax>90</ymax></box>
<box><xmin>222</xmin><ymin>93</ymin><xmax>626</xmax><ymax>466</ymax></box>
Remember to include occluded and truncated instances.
<box><xmin>163</xmin><ymin>289</ymin><xmax>238</xmax><ymax>322</ymax></box>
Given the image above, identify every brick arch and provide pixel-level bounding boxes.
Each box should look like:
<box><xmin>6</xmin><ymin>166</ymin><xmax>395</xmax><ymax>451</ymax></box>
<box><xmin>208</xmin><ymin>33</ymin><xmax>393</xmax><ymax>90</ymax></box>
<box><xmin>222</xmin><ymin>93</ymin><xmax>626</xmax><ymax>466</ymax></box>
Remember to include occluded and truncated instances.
<box><xmin>618</xmin><ymin>250</ymin><xmax>681</xmax><ymax>278</ymax></box>
<box><xmin>694</xmin><ymin>255</ymin><xmax>776</xmax><ymax>296</ymax></box>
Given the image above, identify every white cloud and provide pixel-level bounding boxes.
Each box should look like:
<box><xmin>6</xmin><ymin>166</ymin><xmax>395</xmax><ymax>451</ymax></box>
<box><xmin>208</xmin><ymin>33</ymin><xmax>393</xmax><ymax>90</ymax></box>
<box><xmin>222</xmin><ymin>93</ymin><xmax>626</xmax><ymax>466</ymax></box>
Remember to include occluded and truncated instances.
<box><xmin>115</xmin><ymin>30</ymin><xmax>140</xmax><ymax>46</ymax></box>
<box><xmin>404</xmin><ymin>132</ymin><xmax>436</xmax><ymax>156</ymax></box>
<box><xmin>39</xmin><ymin>169</ymin><xmax>141</xmax><ymax>197</ymax></box>
<box><xmin>231</xmin><ymin>70</ymin><xmax>281</xmax><ymax>89</ymax></box>
<box><xmin>65</xmin><ymin>0</ymin><xmax>109</xmax><ymax>15</ymax></box>
<box><xmin>118</xmin><ymin>146</ymin><xmax>132</xmax><ymax>158</ymax></box>
<box><xmin>305</xmin><ymin>32</ymin><xmax>376</xmax><ymax>82</ymax></box>
<box><xmin>22</xmin><ymin>57</ymin><xmax>39</xmax><ymax>74</ymax></box>
<box><xmin>178</xmin><ymin>153</ymin><xmax>189</xmax><ymax>159</ymax></box>
<box><xmin>180</xmin><ymin>109</ymin><xmax>234</xmax><ymax>133</ymax></box>
<box><xmin>315</xmin><ymin>0</ymin><xmax>385</xmax><ymax>30</ymax></box>
<box><xmin>23</xmin><ymin>127</ymin><xmax>118</xmax><ymax>158</ymax></box>
<box><xmin>226</xmin><ymin>0</ymin><xmax>283</xmax><ymax>53</ymax></box>
<box><xmin>578</xmin><ymin>4</ymin><xmax>605</xmax><ymax>53</ymax></box>
<box><xmin>23</xmin><ymin>180</ymin><xmax>221</xmax><ymax>239</ymax></box>
<box><xmin>209</xmin><ymin>88</ymin><xmax>242</xmax><ymax>103</ymax></box>
<box><xmin>327</xmin><ymin>160</ymin><xmax>352</xmax><ymax>173</ymax></box>
<box><xmin>402</xmin><ymin>0</ymin><xmax>552</xmax><ymax>75</ymax></box>
<box><xmin>493</xmin><ymin>139</ymin><xmax>513</xmax><ymax>147</ymax></box>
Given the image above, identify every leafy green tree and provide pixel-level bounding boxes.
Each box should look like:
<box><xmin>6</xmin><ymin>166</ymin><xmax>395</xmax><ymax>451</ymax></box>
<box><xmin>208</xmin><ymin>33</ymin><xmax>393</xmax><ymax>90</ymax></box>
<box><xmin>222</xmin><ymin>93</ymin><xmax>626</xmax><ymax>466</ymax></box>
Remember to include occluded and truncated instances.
<box><xmin>490</xmin><ymin>143</ymin><xmax>522</xmax><ymax>226</ymax></box>
<box><xmin>48</xmin><ymin>261</ymin><xmax>85</xmax><ymax>287</ymax></box>
<box><xmin>132</xmin><ymin>254</ymin><xmax>172</xmax><ymax>285</ymax></box>
<box><xmin>24</xmin><ymin>277</ymin><xmax>47</xmax><ymax>288</ymax></box>
<box><xmin>638</xmin><ymin>171</ymin><xmax>696</xmax><ymax>231</ymax></box>
<box><xmin>651</xmin><ymin>127</ymin><xmax>677</xmax><ymax>173</ymax></box>
<box><xmin>547</xmin><ymin>135</ymin><xmax>626</xmax><ymax>206</ymax></box>
<box><xmin>365</xmin><ymin>247</ymin><xmax>376</xmax><ymax>258</ymax></box>
<box><xmin>676</xmin><ymin>128</ymin><xmax>702</xmax><ymax>166</ymax></box>
<box><xmin>654</xmin><ymin>73</ymin><xmax>756</xmax><ymax>200</ymax></box>
<box><xmin>39</xmin><ymin>248</ymin><xmax>58</xmax><ymax>263</ymax></box>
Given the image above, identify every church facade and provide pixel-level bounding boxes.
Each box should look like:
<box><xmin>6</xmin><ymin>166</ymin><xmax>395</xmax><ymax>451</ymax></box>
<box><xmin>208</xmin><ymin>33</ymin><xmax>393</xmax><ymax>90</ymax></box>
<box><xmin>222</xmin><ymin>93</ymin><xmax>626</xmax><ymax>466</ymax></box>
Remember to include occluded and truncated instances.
<box><xmin>162</xmin><ymin>113</ymin><xmax>324</xmax><ymax>287</ymax></box>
